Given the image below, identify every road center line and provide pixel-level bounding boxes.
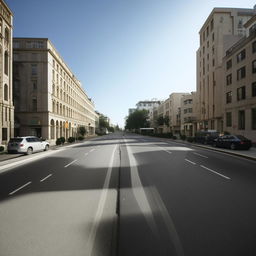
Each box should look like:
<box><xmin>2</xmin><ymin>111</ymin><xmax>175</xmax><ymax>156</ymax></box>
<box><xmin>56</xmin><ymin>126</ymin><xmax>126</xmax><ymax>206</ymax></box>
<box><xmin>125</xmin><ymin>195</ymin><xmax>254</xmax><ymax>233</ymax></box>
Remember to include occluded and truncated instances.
<box><xmin>193</xmin><ymin>152</ymin><xmax>208</xmax><ymax>158</ymax></box>
<box><xmin>185</xmin><ymin>159</ymin><xmax>196</xmax><ymax>165</ymax></box>
<box><xmin>40</xmin><ymin>174</ymin><xmax>53</xmax><ymax>182</ymax></box>
<box><xmin>200</xmin><ymin>165</ymin><xmax>231</xmax><ymax>180</ymax></box>
<box><xmin>9</xmin><ymin>181</ymin><xmax>32</xmax><ymax>195</ymax></box>
<box><xmin>64</xmin><ymin>159</ymin><xmax>78</xmax><ymax>168</ymax></box>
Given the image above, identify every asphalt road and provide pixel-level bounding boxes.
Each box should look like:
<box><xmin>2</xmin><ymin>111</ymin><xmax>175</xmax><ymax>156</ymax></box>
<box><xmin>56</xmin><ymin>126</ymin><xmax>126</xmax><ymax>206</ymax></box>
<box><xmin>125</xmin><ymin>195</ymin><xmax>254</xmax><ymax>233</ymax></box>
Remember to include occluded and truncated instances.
<box><xmin>1</xmin><ymin>132</ymin><xmax>256</xmax><ymax>256</ymax></box>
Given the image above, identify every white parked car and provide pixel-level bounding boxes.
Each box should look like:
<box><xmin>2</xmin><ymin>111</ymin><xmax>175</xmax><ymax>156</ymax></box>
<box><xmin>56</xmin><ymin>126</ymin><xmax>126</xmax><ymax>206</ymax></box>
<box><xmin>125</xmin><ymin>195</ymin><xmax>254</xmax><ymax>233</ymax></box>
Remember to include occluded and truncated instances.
<box><xmin>7</xmin><ymin>136</ymin><xmax>50</xmax><ymax>155</ymax></box>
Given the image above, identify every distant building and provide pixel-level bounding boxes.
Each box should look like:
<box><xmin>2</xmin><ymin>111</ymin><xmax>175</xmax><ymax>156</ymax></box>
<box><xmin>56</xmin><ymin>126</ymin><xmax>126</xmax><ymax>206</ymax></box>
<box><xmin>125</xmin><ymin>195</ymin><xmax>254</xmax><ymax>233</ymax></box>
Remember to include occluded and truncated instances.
<box><xmin>180</xmin><ymin>92</ymin><xmax>197</xmax><ymax>136</ymax></box>
<box><xmin>13</xmin><ymin>38</ymin><xmax>97</xmax><ymax>143</ymax></box>
<box><xmin>222</xmin><ymin>14</ymin><xmax>256</xmax><ymax>142</ymax></box>
<box><xmin>0</xmin><ymin>0</ymin><xmax>13</xmax><ymax>145</ymax></box>
<box><xmin>196</xmin><ymin>7</ymin><xmax>255</xmax><ymax>132</ymax></box>
<box><xmin>136</xmin><ymin>100</ymin><xmax>161</xmax><ymax>112</ymax></box>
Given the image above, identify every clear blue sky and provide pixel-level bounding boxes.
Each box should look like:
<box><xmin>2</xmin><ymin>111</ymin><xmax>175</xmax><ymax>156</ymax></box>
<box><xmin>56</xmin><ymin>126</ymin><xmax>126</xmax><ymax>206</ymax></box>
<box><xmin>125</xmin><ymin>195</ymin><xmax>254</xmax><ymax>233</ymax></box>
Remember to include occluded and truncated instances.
<box><xmin>5</xmin><ymin>0</ymin><xmax>256</xmax><ymax>127</ymax></box>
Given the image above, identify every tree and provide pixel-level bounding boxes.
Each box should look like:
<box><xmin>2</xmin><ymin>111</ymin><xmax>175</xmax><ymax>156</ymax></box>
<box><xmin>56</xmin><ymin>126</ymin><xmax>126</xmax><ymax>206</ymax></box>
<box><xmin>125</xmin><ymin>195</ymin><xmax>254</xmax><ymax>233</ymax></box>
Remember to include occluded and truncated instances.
<box><xmin>78</xmin><ymin>126</ymin><xmax>87</xmax><ymax>136</ymax></box>
<box><xmin>99</xmin><ymin>115</ymin><xmax>109</xmax><ymax>129</ymax></box>
<box><xmin>125</xmin><ymin>109</ymin><xmax>149</xmax><ymax>130</ymax></box>
<box><xmin>157</xmin><ymin>116</ymin><xmax>164</xmax><ymax>126</ymax></box>
<box><xmin>164</xmin><ymin>116</ymin><xmax>170</xmax><ymax>126</ymax></box>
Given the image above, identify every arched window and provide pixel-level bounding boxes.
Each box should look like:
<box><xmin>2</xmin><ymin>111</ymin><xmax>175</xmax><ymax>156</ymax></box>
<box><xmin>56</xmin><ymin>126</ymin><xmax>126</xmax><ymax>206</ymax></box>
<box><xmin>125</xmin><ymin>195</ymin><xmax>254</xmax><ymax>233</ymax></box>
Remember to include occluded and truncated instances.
<box><xmin>50</xmin><ymin>119</ymin><xmax>55</xmax><ymax>139</ymax></box>
<box><xmin>4</xmin><ymin>51</ymin><xmax>8</xmax><ymax>75</ymax></box>
<box><xmin>4</xmin><ymin>84</ymin><xmax>8</xmax><ymax>101</ymax></box>
<box><xmin>52</xmin><ymin>100</ymin><xmax>55</xmax><ymax>113</ymax></box>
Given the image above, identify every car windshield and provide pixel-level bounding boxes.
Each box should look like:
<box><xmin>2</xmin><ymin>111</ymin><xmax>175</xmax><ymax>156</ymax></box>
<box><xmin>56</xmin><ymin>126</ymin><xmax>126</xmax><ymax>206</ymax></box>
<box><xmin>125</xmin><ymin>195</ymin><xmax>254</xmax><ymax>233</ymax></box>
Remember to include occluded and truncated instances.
<box><xmin>9</xmin><ymin>138</ymin><xmax>23</xmax><ymax>143</ymax></box>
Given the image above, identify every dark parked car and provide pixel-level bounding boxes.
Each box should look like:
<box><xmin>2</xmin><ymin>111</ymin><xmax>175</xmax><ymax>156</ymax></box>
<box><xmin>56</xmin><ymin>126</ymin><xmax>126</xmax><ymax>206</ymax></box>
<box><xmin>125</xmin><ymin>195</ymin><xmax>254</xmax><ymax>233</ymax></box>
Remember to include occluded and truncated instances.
<box><xmin>213</xmin><ymin>135</ymin><xmax>252</xmax><ymax>150</ymax></box>
<box><xmin>194</xmin><ymin>130</ymin><xmax>220</xmax><ymax>145</ymax></box>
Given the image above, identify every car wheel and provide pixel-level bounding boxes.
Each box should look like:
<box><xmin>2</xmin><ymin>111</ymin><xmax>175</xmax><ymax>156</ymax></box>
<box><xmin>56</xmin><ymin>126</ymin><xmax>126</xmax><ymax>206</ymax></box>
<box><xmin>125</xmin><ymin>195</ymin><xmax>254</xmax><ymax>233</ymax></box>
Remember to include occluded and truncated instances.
<box><xmin>26</xmin><ymin>147</ymin><xmax>33</xmax><ymax>155</ymax></box>
<box><xmin>44</xmin><ymin>145</ymin><xmax>49</xmax><ymax>151</ymax></box>
<box><xmin>230</xmin><ymin>143</ymin><xmax>236</xmax><ymax>150</ymax></box>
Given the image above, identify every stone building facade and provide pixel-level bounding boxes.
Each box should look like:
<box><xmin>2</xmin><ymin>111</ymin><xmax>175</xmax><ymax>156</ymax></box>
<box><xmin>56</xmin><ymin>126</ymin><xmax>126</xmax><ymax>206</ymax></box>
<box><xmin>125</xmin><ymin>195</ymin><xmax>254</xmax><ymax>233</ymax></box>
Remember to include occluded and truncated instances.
<box><xmin>13</xmin><ymin>38</ymin><xmax>97</xmax><ymax>144</ymax></box>
<box><xmin>196</xmin><ymin>8</ymin><xmax>255</xmax><ymax>132</ymax></box>
<box><xmin>0</xmin><ymin>0</ymin><xmax>13</xmax><ymax>145</ymax></box>
<box><xmin>223</xmin><ymin>15</ymin><xmax>256</xmax><ymax>142</ymax></box>
<box><xmin>180</xmin><ymin>92</ymin><xmax>197</xmax><ymax>136</ymax></box>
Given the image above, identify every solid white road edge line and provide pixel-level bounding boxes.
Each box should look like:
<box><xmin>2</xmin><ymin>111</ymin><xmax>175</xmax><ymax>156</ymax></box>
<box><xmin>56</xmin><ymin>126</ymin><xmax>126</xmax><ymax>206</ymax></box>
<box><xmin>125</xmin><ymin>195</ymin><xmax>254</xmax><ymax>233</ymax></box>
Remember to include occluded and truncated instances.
<box><xmin>193</xmin><ymin>152</ymin><xmax>208</xmax><ymax>158</ymax></box>
<box><xmin>86</xmin><ymin>144</ymin><xmax>118</xmax><ymax>256</ymax></box>
<box><xmin>9</xmin><ymin>181</ymin><xmax>32</xmax><ymax>195</ymax></box>
<box><xmin>40</xmin><ymin>174</ymin><xmax>53</xmax><ymax>182</ymax></box>
<box><xmin>200</xmin><ymin>165</ymin><xmax>231</xmax><ymax>180</ymax></box>
<box><xmin>64</xmin><ymin>159</ymin><xmax>78</xmax><ymax>168</ymax></box>
<box><xmin>185</xmin><ymin>159</ymin><xmax>196</xmax><ymax>165</ymax></box>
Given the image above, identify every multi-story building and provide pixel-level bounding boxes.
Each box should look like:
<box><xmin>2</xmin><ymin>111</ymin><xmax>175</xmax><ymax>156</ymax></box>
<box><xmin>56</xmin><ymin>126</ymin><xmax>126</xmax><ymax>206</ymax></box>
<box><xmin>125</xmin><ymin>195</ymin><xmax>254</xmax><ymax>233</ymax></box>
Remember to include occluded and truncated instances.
<box><xmin>180</xmin><ymin>92</ymin><xmax>197</xmax><ymax>136</ymax></box>
<box><xmin>0</xmin><ymin>0</ymin><xmax>13</xmax><ymax>145</ymax></box>
<box><xmin>196</xmin><ymin>7</ymin><xmax>255</xmax><ymax>132</ymax></box>
<box><xmin>223</xmin><ymin>15</ymin><xmax>256</xmax><ymax>142</ymax></box>
<box><xmin>169</xmin><ymin>93</ymin><xmax>189</xmax><ymax>134</ymax></box>
<box><xmin>136</xmin><ymin>100</ymin><xmax>161</xmax><ymax>112</ymax></box>
<box><xmin>13</xmin><ymin>38</ymin><xmax>97</xmax><ymax>143</ymax></box>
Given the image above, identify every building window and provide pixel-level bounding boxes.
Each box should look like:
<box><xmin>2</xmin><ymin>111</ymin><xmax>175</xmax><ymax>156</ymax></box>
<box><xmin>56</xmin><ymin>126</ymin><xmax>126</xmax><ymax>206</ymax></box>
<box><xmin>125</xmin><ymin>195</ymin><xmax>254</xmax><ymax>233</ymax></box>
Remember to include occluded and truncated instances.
<box><xmin>31</xmin><ymin>64</ymin><xmax>37</xmax><ymax>76</ymax></box>
<box><xmin>4</xmin><ymin>28</ymin><xmax>9</xmax><ymax>43</ymax></box>
<box><xmin>238</xmin><ymin>110</ymin><xmax>245</xmax><ymax>130</ymax></box>
<box><xmin>252</xmin><ymin>108</ymin><xmax>256</xmax><ymax>130</ymax></box>
<box><xmin>32</xmin><ymin>80</ymin><xmax>37</xmax><ymax>90</ymax></box>
<box><xmin>252</xmin><ymin>82</ymin><xmax>256</xmax><ymax>97</ymax></box>
<box><xmin>252</xmin><ymin>60</ymin><xmax>256</xmax><ymax>73</ymax></box>
<box><xmin>226</xmin><ymin>59</ymin><xmax>232</xmax><ymax>70</ymax></box>
<box><xmin>212</xmin><ymin>58</ymin><xmax>215</xmax><ymax>67</ymax></box>
<box><xmin>226</xmin><ymin>74</ymin><xmax>232</xmax><ymax>85</ymax></box>
<box><xmin>4</xmin><ymin>51</ymin><xmax>8</xmax><ymax>75</ymax></box>
<box><xmin>252</xmin><ymin>41</ymin><xmax>256</xmax><ymax>53</ymax></box>
<box><xmin>13</xmin><ymin>41</ymin><xmax>20</xmax><ymax>48</ymax></box>
<box><xmin>226</xmin><ymin>112</ymin><xmax>232</xmax><ymax>127</ymax></box>
<box><xmin>212</xmin><ymin>32</ymin><xmax>214</xmax><ymax>41</ymax></box>
<box><xmin>211</xmin><ymin>19</ymin><xmax>214</xmax><ymax>31</ymax></box>
<box><xmin>226</xmin><ymin>91</ymin><xmax>232</xmax><ymax>103</ymax></box>
<box><xmin>206</xmin><ymin>26</ymin><xmax>209</xmax><ymax>37</ymax></box>
<box><xmin>237</xmin><ymin>86</ymin><xmax>246</xmax><ymax>101</ymax></box>
<box><xmin>32</xmin><ymin>98</ymin><xmax>37</xmax><ymax>111</ymax></box>
<box><xmin>237</xmin><ymin>49</ymin><xmax>246</xmax><ymax>63</ymax></box>
<box><xmin>2</xmin><ymin>128</ymin><xmax>7</xmax><ymax>141</ymax></box>
<box><xmin>237</xmin><ymin>66</ymin><xmax>246</xmax><ymax>80</ymax></box>
<box><xmin>4</xmin><ymin>84</ymin><xmax>8</xmax><ymax>101</ymax></box>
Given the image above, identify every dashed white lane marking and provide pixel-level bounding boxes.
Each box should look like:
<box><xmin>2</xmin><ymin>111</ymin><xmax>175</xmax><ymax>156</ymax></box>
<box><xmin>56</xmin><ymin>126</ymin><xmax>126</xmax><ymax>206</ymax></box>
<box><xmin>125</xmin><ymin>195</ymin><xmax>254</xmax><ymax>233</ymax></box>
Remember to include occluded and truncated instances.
<box><xmin>185</xmin><ymin>159</ymin><xmax>196</xmax><ymax>165</ymax></box>
<box><xmin>86</xmin><ymin>144</ymin><xmax>118</xmax><ymax>255</ymax></box>
<box><xmin>85</xmin><ymin>153</ymin><xmax>89</xmax><ymax>156</ymax></box>
<box><xmin>124</xmin><ymin>139</ymin><xmax>184</xmax><ymax>256</ymax></box>
<box><xmin>193</xmin><ymin>152</ymin><xmax>208</xmax><ymax>158</ymax></box>
<box><xmin>40</xmin><ymin>174</ymin><xmax>52</xmax><ymax>182</ymax></box>
<box><xmin>89</xmin><ymin>148</ymin><xmax>95</xmax><ymax>153</ymax></box>
<box><xmin>9</xmin><ymin>181</ymin><xmax>32</xmax><ymax>195</ymax></box>
<box><xmin>64</xmin><ymin>159</ymin><xmax>78</xmax><ymax>168</ymax></box>
<box><xmin>200</xmin><ymin>165</ymin><xmax>231</xmax><ymax>180</ymax></box>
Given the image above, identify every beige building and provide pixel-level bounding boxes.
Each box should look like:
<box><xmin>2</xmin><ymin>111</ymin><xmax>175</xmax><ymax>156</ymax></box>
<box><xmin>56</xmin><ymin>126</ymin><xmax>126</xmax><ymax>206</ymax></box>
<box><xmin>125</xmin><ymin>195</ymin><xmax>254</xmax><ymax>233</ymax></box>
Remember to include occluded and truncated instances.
<box><xmin>223</xmin><ymin>15</ymin><xmax>256</xmax><ymax>142</ymax></box>
<box><xmin>196</xmin><ymin>7</ymin><xmax>255</xmax><ymax>132</ymax></box>
<box><xmin>154</xmin><ymin>93</ymin><xmax>188</xmax><ymax>134</ymax></box>
<box><xmin>180</xmin><ymin>92</ymin><xmax>197</xmax><ymax>136</ymax></box>
<box><xmin>13</xmin><ymin>38</ymin><xmax>97</xmax><ymax>144</ymax></box>
<box><xmin>0</xmin><ymin>0</ymin><xmax>13</xmax><ymax>145</ymax></box>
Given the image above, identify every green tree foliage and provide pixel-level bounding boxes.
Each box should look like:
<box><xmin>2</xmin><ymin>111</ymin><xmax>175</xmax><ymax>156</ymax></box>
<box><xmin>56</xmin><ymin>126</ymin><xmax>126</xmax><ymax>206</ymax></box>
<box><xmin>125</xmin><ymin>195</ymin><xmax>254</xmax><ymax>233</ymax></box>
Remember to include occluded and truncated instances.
<box><xmin>78</xmin><ymin>126</ymin><xmax>87</xmax><ymax>136</ymax></box>
<box><xmin>164</xmin><ymin>115</ymin><xmax>170</xmax><ymax>126</ymax></box>
<box><xmin>125</xmin><ymin>110</ymin><xmax>149</xmax><ymax>130</ymax></box>
<box><xmin>99</xmin><ymin>115</ymin><xmax>109</xmax><ymax>129</ymax></box>
<box><xmin>157</xmin><ymin>116</ymin><xmax>164</xmax><ymax>126</ymax></box>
